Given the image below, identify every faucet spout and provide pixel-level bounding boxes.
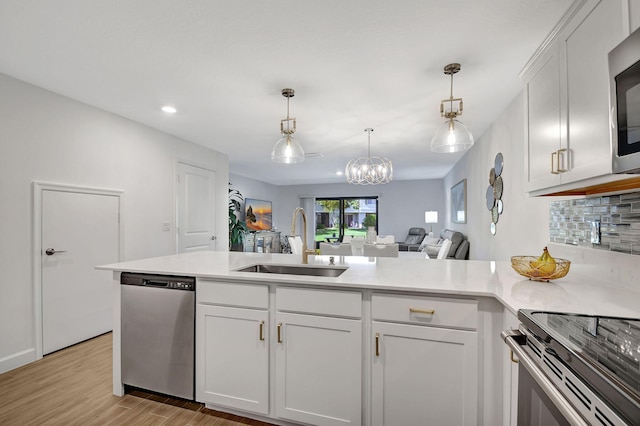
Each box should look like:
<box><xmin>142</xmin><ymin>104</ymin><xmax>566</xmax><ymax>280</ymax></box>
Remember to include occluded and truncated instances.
<box><xmin>291</xmin><ymin>207</ymin><xmax>315</xmax><ymax>264</ymax></box>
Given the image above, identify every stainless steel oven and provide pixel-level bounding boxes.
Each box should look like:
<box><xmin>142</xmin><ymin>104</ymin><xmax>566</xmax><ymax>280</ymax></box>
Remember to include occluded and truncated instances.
<box><xmin>610</xmin><ymin>26</ymin><xmax>640</xmax><ymax>174</ymax></box>
<box><xmin>502</xmin><ymin>310</ymin><xmax>640</xmax><ymax>426</ymax></box>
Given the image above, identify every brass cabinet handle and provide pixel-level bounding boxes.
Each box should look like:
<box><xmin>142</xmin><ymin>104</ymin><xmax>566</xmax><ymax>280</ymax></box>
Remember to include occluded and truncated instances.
<box><xmin>409</xmin><ymin>308</ymin><xmax>435</xmax><ymax>315</ymax></box>
<box><xmin>375</xmin><ymin>333</ymin><xmax>380</xmax><ymax>357</ymax></box>
<box><xmin>510</xmin><ymin>349</ymin><xmax>519</xmax><ymax>364</ymax></box>
<box><xmin>551</xmin><ymin>149</ymin><xmax>568</xmax><ymax>174</ymax></box>
<box><xmin>259</xmin><ymin>321</ymin><xmax>265</xmax><ymax>341</ymax></box>
<box><xmin>557</xmin><ymin>148</ymin><xmax>567</xmax><ymax>173</ymax></box>
<box><xmin>277</xmin><ymin>323</ymin><xmax>282</xmax><ymax>343</ymax></box>
<box><xmin>551</xmin><ymin>151</ymin><xmax>560</xmax><ymax>175</ymax></box>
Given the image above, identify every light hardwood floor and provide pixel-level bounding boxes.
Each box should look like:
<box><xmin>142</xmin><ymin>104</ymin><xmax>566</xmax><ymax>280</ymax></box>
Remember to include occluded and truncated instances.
<box><xmin>0</xmin><ymin>333</ymin><xmax>274</xmax><ymax>425</ymax></box>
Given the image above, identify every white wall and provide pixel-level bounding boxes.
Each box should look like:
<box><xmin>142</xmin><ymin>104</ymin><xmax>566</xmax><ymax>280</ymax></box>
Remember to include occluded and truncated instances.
<box><xmin>444</xmin><ymin>92</ymin><xmax>549</xmax><ymax>260</ymax></box>
<box><xmin>229</xmin><ymin>172</ymin><xmax>280</xmax><ymax>225</ymax></box>
<box><xmin>273</xmin><ymin>180</ymin><xmax>444</xmax><ymax>242</ymax></box>
<box><xmin>0</xmin><ymin>73</ymin><xmax>228</xmax><ymax>372</ymax></box>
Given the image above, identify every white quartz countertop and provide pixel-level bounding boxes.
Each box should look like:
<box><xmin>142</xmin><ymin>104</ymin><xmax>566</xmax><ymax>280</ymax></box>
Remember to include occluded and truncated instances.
<box><xmin>98</xmin><ymin>251</ymin><xmax>640</xmax><ymax>318</ymax></box>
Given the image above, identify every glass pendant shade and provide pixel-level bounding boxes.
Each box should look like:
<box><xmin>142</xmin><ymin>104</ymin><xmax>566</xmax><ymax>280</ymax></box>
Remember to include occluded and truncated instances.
<box><xmin>431</xmin><ymin>63</ymin><xmax>474</xmax><ymax>153</ymax></box>
<box><xmin>272</xmin><ymin>88</ymin><xmax>304</xmax><ymax>164</ymax></box>
<box><xmin>271</xmin><ymin>134</ymin><xmax>305</xmax><ymax>163</ymax></box>
<box><xmin>431</xmin><ymin>118</ymin><xmax>474</xmax><ymax>153</ymax></box>
<box><xmin>345</xmin><ymin>128</ymin><xmax>393</xmax><ymax>185</ymax></box>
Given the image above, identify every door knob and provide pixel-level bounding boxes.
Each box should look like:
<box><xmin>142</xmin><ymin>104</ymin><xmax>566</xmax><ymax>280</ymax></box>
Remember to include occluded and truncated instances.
<box><xmin>45</xmin><ymin>248</ymin><xmax>67</xmax><ymax>256</ymax></box>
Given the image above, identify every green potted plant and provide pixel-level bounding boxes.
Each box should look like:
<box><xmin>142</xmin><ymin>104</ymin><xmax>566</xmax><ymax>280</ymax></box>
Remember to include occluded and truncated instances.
<box><xmin>228</xmin><ymin>185</ymin><xmax>247</xmax><ymax>251</ymax></box>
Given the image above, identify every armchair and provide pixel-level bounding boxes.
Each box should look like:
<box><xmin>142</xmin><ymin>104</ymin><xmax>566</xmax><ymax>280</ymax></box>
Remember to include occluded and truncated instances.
<box><xmin>397</xmin><ymin>227</ymin><xmax>426</xmax><ymax>252</ymax></box>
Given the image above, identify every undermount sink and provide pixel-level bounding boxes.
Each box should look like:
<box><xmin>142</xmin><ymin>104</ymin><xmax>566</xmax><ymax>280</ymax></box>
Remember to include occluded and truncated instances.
<box><xmin>236</xmin><ymin>264</ymin><xmax>348</xmax><ymax>277</ymax></box>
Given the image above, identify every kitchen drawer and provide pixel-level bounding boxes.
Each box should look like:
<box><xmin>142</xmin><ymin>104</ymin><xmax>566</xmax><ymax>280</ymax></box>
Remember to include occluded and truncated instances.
<box><xmin>276</xmin><ymin>286</ymin><xmax>362</xmax><ymax>319</ymax></box>
<box><xmin>372</xmin><ymin>293</ymin><xmax>477</xmax><ymax>330</ymax></box>
<box><xmin>197</xmin><ymin>280</ymin><xmax>268</xmax><ymax>309</ymax></box>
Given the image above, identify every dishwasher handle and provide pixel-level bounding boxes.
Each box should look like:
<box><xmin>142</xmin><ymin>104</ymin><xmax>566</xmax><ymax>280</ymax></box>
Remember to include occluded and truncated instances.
<box><xmin>145</xmin><ymin>280</ymin><xmax>170</xmax><ymax>287</ymax></box>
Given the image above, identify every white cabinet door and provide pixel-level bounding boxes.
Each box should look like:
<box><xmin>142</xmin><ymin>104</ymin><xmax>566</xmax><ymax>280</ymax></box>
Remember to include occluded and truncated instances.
<box><xmin>275</xmin><ymin>312</ymin><xmax>362</xmax><ymax>426</ymax></box>
<box><xmin>522</xmin><ymin>0</ymin><xmax>627</xmax><ymax>194</ymax></box>
<box><xmin>559</xmin><ymin>0</ymin><xmax>625</xmax><ymax>185</ymax></box>
<box><xmin>631</xmin><ymin>1</ymin><xmax>640</xmax><ymax>33</ymax></box>
<box><xmin>523</xmin><ymin>41</ymin><xmax>563</xmax><ymax>192</ymax></box>
<box><xmin>197</xmin><ymin>305</ymin><xmax>269</xmax><ymax>415</ymax></box>
<box><xmin>371</xmin><ymin>321</ymin><xmax>478</xmax><ymax>426</ymax></box>
<box><xmin>502</xmin><ymin>311</ymin><xmax>520</xmax><ymax>426</ymax></box>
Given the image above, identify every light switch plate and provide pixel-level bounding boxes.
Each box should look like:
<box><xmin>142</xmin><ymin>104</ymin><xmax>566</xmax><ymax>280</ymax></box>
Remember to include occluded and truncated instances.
<box><xmin>162</xmin><ymin>221</ymin><xmax>171</xmax><ymax>232</ymax></box>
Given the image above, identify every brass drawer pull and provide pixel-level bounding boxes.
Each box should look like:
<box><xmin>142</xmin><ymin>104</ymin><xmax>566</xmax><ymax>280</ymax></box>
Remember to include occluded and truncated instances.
<box><xmin>277</xmin><ymin>322</ymin><xmax>282</xmax><ymax>343</ymax></box>
<box><xmin>259</xmin><ymin>320</ymin><xmax>265</xmax><ymax>341</ymax></box>
<box><xmin>375</xmin><ymin>333</ymin><xmax>380</xmax><ymax>357</ymax></box>
<box><xmin>409</xmin><ymin>308</ymin><xmax>435</xmax><ymax>315</ymax></box>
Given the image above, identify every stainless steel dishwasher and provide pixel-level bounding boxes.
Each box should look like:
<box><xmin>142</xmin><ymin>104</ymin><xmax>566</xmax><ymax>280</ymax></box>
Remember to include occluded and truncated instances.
<box><xmin>120</xmin><ymin>272</ymin><xmax>195</xmax><ymax>400</ymax></box>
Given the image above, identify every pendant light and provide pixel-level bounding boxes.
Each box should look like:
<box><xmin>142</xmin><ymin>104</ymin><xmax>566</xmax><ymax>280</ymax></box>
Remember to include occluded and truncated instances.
<box><xmin>345</xmin><ymin>128</ymin><xmax>393</xmax><ymax>185</ymax></box>
<box><xmin>271</xmin><ymin>88</ymin><xmax>305</xmax><ymax>163</ymax></box>
<box><xmin>431</xmin><ymin>63</ymin><xmax>474</xmax><ymax>153</ymax></box>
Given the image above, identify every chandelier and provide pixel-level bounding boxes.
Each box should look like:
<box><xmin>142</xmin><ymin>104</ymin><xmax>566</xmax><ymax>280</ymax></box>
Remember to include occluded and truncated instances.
<box><xmin>431</xmin><ymin>63</ymin><xmax>474</xmax><ymax>153</ymax></box>
<box><xmin>345</xmin><ymin>128</ymin><xmax>393</xmax><ymax>185</ymax></box>
<box><xmin>271</xmin><ymin>88</ymin><xmax>305</xmax><ymax>163</ymax></box>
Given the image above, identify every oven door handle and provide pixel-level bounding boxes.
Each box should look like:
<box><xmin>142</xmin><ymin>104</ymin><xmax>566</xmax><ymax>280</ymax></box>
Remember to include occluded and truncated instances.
<box><xmin>501</xmin><ymin>330</ymin><xmax>589</xmax><ymax>426</ymax></box>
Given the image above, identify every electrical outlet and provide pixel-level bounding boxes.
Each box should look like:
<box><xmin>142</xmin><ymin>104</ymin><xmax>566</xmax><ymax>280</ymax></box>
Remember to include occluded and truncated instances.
<box><xmin>162</xmin><ymin>221</ymin><xmax>171</xmax><ymax>232</ymax></box>
<box><xmin>590</xmin><ymin>220</ymin><xmax>601</xmax><ymax>245</ymax></box>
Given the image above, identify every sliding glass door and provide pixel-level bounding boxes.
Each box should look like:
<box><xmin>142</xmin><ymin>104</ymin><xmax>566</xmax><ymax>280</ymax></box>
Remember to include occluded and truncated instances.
<box><xmin>314</xmin><ymin>197</ymin><xmax>378</xmax><ymax>244</ymax></box>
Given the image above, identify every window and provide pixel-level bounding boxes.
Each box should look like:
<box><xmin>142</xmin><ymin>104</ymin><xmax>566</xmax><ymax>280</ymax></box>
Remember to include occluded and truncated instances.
<box><xmin>314</xmin><ymin>197</ymin><xmax>378</xmax><ymax>243</ymax></box>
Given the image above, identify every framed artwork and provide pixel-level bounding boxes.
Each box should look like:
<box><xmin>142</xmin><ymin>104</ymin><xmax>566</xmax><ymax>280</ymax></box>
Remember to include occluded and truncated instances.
<box><xmin>245</xmin><ymin>198</ymin><xmax>273</xmax><ymax>231</ymax></box>
<box><xmin>451</xmin><ymin>179</ymin><xmax>467</xmax><ymax>224</ymax></box>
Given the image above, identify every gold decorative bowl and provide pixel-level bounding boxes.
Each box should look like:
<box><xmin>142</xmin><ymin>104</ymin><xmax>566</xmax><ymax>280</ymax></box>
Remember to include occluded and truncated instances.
<box><xmin>510</xmin><ymin>256</ymin><xmax>571</xmax><ymax>282</ymax></box>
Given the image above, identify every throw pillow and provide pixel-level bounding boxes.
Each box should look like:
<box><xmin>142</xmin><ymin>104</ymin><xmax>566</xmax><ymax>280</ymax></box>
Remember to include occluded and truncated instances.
<box><xmin>418</xmin><ymin>235</ymin><xmax>440</xmax><ymax>252</ymax></box>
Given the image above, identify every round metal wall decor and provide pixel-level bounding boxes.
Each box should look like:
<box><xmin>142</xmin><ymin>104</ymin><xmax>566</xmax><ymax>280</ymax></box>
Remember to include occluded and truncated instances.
<box><xmin>488</xmin><ymin>153</ymin><xmax>504</xmax><ymax>235</ymax></box>
<box><xmin>486</xmin><ymin>185</ymin><xmax>495</xmax><ymax>210</ymax></box>
<box><xmin>494</xmin><ymin>152</ymin><xmax>504</xmax><ymax>176</ymax></box>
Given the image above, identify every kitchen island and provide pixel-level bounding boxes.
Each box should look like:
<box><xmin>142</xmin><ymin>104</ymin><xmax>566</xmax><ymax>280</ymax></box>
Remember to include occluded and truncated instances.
<box><xmin>98</xmin><ymin>251</ymin><xmax>640</xmax><ymax>426</ymax></box>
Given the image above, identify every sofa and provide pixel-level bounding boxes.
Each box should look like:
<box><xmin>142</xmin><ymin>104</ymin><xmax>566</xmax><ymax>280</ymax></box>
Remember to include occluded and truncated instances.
<box><xmin>397</xmin><ymin>227</ymin><xmax>427</xmax><ymax>252</ymax></box>
<box><xmin>422</xmin><ymin>229</ymin><xmax>469</xmax><ymax>260</ymax></box>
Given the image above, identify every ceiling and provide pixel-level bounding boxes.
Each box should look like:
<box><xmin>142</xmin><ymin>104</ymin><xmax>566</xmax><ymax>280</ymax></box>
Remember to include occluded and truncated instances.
<box><xmin>0</xmin><ymin>0</ymin><xmax>573</xmax><ymax>185</ymax></box>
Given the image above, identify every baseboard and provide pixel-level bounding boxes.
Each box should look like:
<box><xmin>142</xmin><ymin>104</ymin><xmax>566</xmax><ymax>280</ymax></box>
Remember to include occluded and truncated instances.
<box><xmin>0</xmin><ymin>348</ymin><xmax>37</xmax><ymax>374</ymax></box>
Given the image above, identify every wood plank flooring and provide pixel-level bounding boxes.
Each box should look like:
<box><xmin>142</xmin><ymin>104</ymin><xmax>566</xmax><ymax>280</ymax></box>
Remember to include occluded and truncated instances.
<box><xmin>0</xmin><ymin>333</ymin><xmax>274</xmax><ymax>425</ymax></box>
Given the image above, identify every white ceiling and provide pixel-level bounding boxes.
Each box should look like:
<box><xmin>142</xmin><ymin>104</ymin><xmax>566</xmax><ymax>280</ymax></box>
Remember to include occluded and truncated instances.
<box><xmin>0</xmin><ymin>0</ymin><xmax>573</xmax><ymax>185</ymax></box>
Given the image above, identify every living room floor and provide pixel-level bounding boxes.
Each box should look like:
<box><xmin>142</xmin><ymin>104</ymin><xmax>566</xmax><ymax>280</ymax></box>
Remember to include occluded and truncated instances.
<box><xmin>0</xmin><ymin>333</ymin><xmax>274</xmax><ymax>425</ymax></box>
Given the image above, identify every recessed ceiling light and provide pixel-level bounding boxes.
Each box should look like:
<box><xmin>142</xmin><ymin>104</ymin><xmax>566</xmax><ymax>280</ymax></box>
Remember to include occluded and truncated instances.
<box><xmin>162</xmin><ymin>106</ymin><xmax>177</xmax><ymax>113</ymax></box>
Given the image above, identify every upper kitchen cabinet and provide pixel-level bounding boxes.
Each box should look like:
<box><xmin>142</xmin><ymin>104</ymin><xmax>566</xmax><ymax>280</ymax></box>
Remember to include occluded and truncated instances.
<box><xmin>522</xmin><ymin>0</ymin><xmax>627</xmax><ymax>195</ymax></box>
<box><xmin>631</xmin><ymin>2</ymin><xmax>640</xmax><ymax>32</ymax></box>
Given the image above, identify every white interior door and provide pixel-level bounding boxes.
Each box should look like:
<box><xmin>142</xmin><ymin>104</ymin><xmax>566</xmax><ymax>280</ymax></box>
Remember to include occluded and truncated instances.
<box><xmin>177</xmin><ymin>162</ymin><xmax>217</xmax><ymax>253</ymax></box>
<box><xmin>41</xmin><ymin>189</ymin><xmax>120</xmax><ymax>355</ymax></box>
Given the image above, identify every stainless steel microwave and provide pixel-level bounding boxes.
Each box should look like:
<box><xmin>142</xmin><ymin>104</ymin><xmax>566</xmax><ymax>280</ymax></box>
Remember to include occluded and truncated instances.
<box><xmin>610</xmin><ymin>26</ymin><xmax>640</xmax><ymax>174</ymax></box>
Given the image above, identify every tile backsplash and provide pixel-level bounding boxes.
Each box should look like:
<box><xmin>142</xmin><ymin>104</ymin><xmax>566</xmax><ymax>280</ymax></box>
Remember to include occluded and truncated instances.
<box><xmin>550</xmin><ymin>191</ymin><xmax>640</xmax><ymax>255</ymax></box>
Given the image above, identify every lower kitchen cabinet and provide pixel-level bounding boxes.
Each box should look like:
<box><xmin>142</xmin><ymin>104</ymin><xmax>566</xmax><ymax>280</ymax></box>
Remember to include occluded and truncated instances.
<box><xmin>370</xmin><ymin>292</ymin><xmax>479</xmax><ymax>426</ymax></box>
<box><xmin>197</xmin><ymin>304</ymin><xmax>269</xmax><ymax>415</ymax></box>
<box><xmin>275</xmin><ymin>310</ymin><xmax>362</xmax><ymax>425</ymax></box>
<box><xmin>502</xmin><ymin>310</ymin><xmax>520</xmax><ymax>426</ymax></box>
<box><xmin>371</xmin><ymin>321</ymin><xmax>478</xmax><ymax>426</ymax></box>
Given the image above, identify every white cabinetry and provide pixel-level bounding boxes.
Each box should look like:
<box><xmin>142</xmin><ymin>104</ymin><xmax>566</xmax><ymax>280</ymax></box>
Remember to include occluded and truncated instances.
<box><xmin>502</xmin><ymin>310</ymin><xmax>520</xmax><ymax>426</ymax></box>
<box><xmin>197</xmin><ymin>281</ymin><xmax>362</xmax><ymax>425</ymax></box>
<box><xmin>523</xmin><ymin>0</ymin><xmax>626</xmax><ymax>195</ymax></box>
<box><xmin>275</xmin><ymin>287</ymin><xmax>362</xmax><ymax>426</ymax></box>
<box><xmin>631</xmin><ymin>2</ymin><xmax>640</xmax><ymax>33</ymax></box>
<box><xmin>371</xmin><ymin>293</ymin><xmax>478</xmax><ymax>426</ymax></box>
<box><xmin>196</xmin><ymin>282</ymin><xmax>269</xmax><ymax>415</ymax></box>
